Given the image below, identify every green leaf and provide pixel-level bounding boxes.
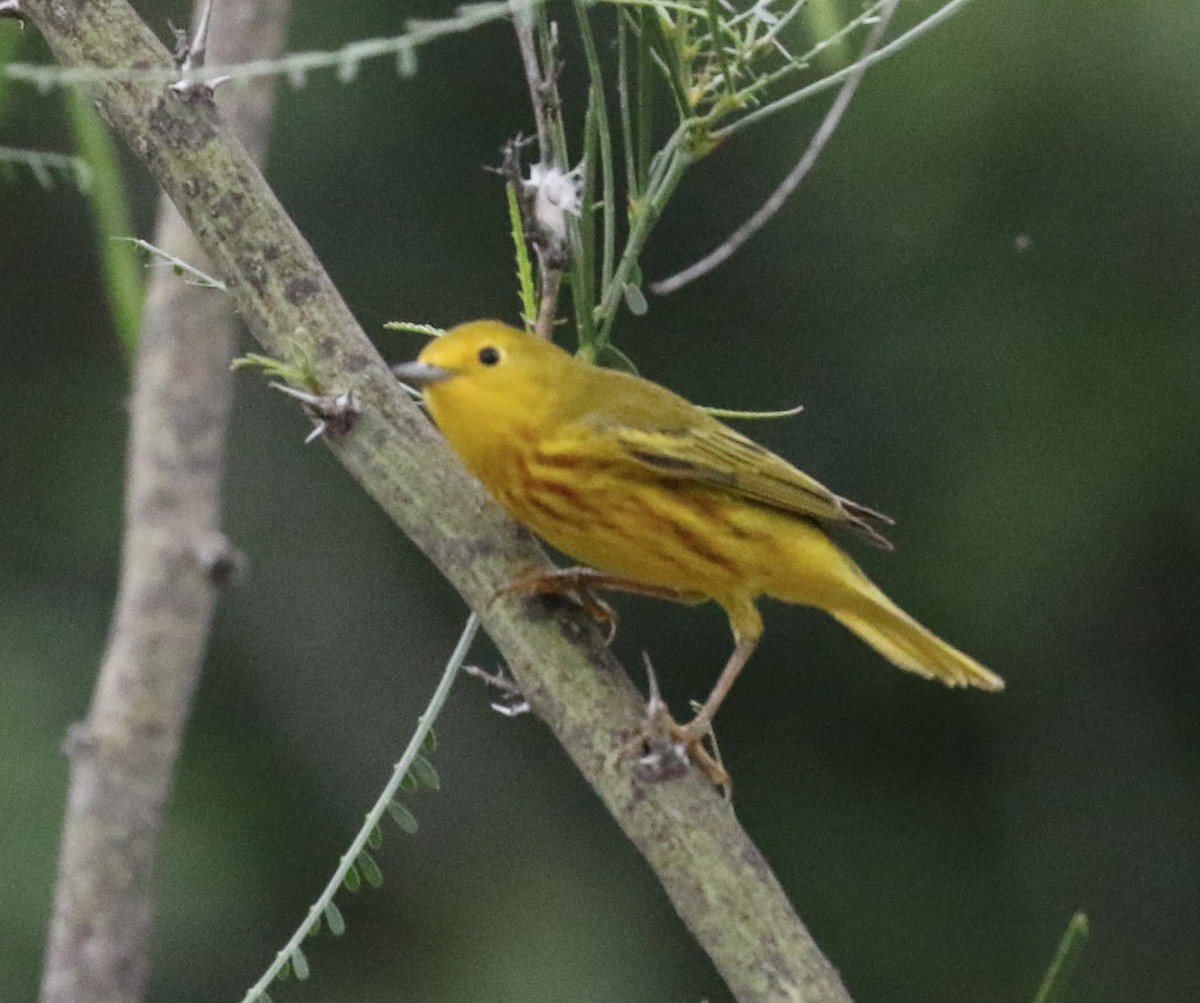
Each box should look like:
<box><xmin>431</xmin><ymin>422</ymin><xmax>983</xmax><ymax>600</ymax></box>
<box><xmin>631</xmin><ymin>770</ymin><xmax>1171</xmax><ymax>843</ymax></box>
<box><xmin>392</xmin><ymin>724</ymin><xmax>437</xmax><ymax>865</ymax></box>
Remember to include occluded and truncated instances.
<box><xmin>622</xmin><ymin>283</ymin><xmax>649</xmax><ymax>315</ymax></box>
<box><xmin>323</xmin><ymin>901</ymin><xmax>347</xmax><ymax>937</ymax></box>
<box><xmin>598</xmin><ymin>343</ymin><xmax>640</xmax><ymax>375</ymax></box>
<box><xmin>342</xmin><ymin>862</ymin><xmax>362</xmax><ymax>893</ymax></box>
<box><xmin>65</xmin><ymin>87</ymin><xmax>144</xmax><ymax>362</ymax></box>
<box><xmin>399</xmin><ymin>770</ymin><xmax>420</xmax><ymax>792</ymax></box>
<box><xmin>506</xmin><ymin>182</ymin><xmax>537</xmax><ymax>329</ymax></box>
<box><xmin>382</xmin><ymin>320</ymin><xmax>445</xmax><ymax>338</ymax></box>
<box><xmin>409</xmin><ymin>753</ymin><xmax>441</xmax><ymax>790</ymax></box>
<box><xmin>231</xmin><ymin>348</ymin><xmax>319</xmax><ymax>391</ymax></box>
<box><xmin>291</xmin><ymin>945</ymin><xmax>310</xmax><ymax>981</ymax></box>
<box><xmin>422</xmin><ymin>727</ymin><xmax>438</xmax><ymax>753</ymax></box>
<box><xmin>306</xmin><ymin>912</ymin><xmax>321</xmax><ymax>938</ymax></box>
<box><xmin>357</xmin><ymin>849</ymin><xmax>384</xmax><ymax>889</ymax></box>
<box><xmin>276</xmin><ymin>958</ymin><xmax>291</xmax><ymax>981</ymax></box>
<box><xmin>367</xmin><ymin>823</ymin><xmax>383</xmax><ymax>850</ymax></box>
<box><xmin>387</xmin><ymin>799</ymin><xmax>420</xmax><ymax>835</ymax></box>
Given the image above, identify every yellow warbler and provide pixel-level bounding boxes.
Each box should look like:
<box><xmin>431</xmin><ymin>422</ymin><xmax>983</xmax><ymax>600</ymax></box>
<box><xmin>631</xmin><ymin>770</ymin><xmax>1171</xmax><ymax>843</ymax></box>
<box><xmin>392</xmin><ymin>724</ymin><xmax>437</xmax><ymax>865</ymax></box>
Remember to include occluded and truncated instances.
<box><xmin>395</xmin><ymin>321</ymin><xmax>1003</xmax><ymax>773</ymax></box>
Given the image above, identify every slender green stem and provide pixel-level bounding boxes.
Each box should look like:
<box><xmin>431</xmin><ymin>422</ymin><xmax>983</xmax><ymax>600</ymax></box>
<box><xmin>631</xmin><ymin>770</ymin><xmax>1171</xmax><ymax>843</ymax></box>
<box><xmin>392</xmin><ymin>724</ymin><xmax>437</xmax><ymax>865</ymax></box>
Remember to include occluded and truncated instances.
<box><xmin>635</xmin><ymin>8</ymin><xmax>654</xmax><ymax>193</ymax></box>
<box><xmin>653</xmin><ymin>0</ymin><xmax>899</xmax><ymax>295</ymax></box>
<box><xmin>746</xmin><ymin>0</ymin><xmax>810</xmax><ymax>55</ymax></box>
<box><xmin>574</xmin><ymin>0</ymin><xmax>616</xmax><ymax>296</ymax></box>
<box><xmin>576</xmin><ymin>88</ymin><xmax>599</xmax><ymax>351</ymax></box>
<box><xmin>66</xmin><ymin>86</ymin><xmax>144</xmax><ymax>361</ymax></box>
<box><xmin>704</xmin><ymin>0</ymin><xmax>736</xmax><ymax>96</ymax></box>
<box><xmin>1031</xmin><ymin>912</ymin><xmax>1089</xmax><ymax>1003</ymax></box>
<box><xmin>716</xmin><ymin>1</ymin><xmax>884</xmax><ymax>122</ymax></box>
<box><xmin>594</xmin><ymin>128</ymin><xmax>692</xmax><ymax>344</ymax></box>
<box><xmin>719</xmin><ymin>0</ymin><xmax>976</xmax><ymax>138</ymax></box>
<box><xmin>643</xmin><ymin>9</ymin><xmax>692</xmax><ymax>119</ymax></box>
<box><xmin>616</xmin><ymin>14</ymin><xmax>638</xmax><ymax>200</ymax></box>
<box><xmin>240</xmin><ymin>613</ymin><xmax>480</xmax><ymax>1003</ymax></box>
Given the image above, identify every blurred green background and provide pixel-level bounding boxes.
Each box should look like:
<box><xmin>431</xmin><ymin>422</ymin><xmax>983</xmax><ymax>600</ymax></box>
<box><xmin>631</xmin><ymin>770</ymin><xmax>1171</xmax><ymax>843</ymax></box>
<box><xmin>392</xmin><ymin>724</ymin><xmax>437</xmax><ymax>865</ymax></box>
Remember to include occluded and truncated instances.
<box><xmin>2</xmin><ymin>0</ymin><xmax>1198</xmax><ymax>1000</ymax></box>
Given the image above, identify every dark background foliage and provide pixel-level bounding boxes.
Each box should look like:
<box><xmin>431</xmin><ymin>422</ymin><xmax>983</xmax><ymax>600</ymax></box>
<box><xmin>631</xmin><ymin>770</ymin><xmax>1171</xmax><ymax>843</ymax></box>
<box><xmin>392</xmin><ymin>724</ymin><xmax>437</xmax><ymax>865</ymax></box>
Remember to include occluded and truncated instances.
<box><xmin>2</xmin><ymin>0</ymin><xmax>1197</xmax><ymax>1000</ymax></box>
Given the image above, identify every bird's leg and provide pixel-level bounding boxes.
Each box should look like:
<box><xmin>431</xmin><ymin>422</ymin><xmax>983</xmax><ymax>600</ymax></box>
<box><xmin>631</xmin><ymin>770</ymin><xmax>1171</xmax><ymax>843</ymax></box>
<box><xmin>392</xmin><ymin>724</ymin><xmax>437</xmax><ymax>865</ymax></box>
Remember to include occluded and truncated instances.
<box><xmin>501</xmin><ymin>566</ymin><xmax>693</xmax><ymax>642</ymax></box>
<box><xmin>636</xmin><ymin>601</ymin><xmax>762</xmax><ymax>790</ymax></box>
<box><xmin>631</xmin><ymin>654</ymin><xmax>731</xmax><ymax>792</ymax></box>
<box><xmin>670</xmin><ymin>632</ymin><xmax>759</xmax><ymax>746</ymax></box>
<box><xmin>505</xmin><ymin>565</ymin><xmax>691</xmax><ymax>602</ymax></box>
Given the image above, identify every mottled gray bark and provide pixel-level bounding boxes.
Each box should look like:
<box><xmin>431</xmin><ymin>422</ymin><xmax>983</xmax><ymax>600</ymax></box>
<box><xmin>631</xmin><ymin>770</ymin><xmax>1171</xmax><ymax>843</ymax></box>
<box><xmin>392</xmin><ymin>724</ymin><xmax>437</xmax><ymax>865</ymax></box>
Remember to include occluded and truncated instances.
<box><xmin>38</xmin><ymin>3</ymin><xmax>292</xmax><ymax>1002</ymax></box>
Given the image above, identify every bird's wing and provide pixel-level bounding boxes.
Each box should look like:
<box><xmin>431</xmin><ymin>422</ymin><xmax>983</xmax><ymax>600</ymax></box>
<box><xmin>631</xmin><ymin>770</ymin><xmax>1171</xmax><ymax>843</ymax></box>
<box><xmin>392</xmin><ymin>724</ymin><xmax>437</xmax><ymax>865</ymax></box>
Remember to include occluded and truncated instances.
<box><xmin>602</xmin><ymin>418</ymin><xmax>894</xmax><ymax>548</ymax></box>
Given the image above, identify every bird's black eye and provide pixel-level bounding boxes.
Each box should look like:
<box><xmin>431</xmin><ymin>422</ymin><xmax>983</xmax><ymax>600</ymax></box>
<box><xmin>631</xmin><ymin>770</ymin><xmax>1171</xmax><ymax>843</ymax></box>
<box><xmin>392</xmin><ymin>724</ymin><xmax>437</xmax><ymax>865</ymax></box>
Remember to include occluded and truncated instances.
<box><xmin>478</xmin><ymin>346</ymin><xmax>501</xmax><ymax>366</ymax></box>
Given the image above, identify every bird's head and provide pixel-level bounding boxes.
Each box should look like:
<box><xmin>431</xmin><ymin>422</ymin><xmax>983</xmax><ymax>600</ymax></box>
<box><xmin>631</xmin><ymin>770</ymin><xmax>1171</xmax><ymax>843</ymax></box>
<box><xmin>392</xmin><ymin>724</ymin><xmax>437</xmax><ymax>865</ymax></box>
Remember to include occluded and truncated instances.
<box><xmin>393</xmin><ymin>320</ymin><xmax>573</xmax><ymax>430</ymax></box>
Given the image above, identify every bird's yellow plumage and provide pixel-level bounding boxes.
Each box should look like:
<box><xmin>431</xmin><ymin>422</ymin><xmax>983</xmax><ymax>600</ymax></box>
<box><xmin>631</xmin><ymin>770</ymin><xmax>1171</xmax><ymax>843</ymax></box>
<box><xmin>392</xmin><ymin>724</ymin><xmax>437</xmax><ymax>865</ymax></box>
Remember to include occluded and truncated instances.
<box><xmin>396</xmin><ymin>321</ymin><xmax>1002</xmax><ymax>774</ymax></box>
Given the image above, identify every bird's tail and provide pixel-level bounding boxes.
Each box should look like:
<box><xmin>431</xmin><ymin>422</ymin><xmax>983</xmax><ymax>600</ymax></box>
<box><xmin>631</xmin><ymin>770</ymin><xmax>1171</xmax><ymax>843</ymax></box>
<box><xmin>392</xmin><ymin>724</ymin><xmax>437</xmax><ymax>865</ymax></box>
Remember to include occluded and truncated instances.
<box><xmin>829</xmin><ymin>576</ymin><xmax>1004</xmax><ymax>691</ymax></box>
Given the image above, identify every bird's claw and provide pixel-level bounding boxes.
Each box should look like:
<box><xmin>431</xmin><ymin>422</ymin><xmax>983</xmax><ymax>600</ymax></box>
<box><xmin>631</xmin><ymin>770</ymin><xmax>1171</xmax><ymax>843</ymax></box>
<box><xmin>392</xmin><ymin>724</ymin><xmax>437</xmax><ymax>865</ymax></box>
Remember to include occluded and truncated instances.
<box><xmin>626</xmin><ymin>654</ymin><xmax>731</xmax><ymax>794</ymax></box>
<box><xmin>496</xmin><ymin>570</ymin><xmax>620</xmax><ymax>644</ymax></box>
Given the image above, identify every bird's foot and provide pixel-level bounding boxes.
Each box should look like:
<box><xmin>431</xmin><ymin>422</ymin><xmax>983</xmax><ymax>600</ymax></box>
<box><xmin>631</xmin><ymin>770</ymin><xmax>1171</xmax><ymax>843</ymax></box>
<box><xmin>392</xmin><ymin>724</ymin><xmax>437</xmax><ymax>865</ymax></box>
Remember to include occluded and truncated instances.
<box><xmin>626</xmin><ymin>655</ymin><xmax>730</xmax><ymax>795</ymax></box>
<box><xmin>498</xmin><ymin>567</ymin><xmax>621</xmax><ymax>643</ymax></box>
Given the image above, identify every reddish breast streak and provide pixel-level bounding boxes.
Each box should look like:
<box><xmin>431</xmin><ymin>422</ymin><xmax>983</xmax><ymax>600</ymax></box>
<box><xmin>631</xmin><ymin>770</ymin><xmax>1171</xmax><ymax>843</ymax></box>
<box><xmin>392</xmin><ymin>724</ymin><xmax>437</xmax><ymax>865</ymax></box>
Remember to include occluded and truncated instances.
<box><xmin>532</xmin><ymin>449</ymin><xmax>591</xmax><ymax>471</ymax></box>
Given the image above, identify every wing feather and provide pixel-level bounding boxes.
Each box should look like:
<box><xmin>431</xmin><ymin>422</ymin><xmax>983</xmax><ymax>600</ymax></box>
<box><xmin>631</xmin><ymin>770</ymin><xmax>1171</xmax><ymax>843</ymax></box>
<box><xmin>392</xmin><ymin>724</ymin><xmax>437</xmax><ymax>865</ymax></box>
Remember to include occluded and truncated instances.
<box><xmin>606</xmin><ymin>420</ymin><xmax>894</xmax><ymax>548</ymax></box>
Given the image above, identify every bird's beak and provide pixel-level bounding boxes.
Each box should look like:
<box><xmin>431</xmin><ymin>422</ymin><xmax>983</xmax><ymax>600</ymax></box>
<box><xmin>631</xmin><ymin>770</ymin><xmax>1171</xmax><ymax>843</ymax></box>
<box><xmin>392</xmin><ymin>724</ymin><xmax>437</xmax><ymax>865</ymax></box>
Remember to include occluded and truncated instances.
<box><xmin>392</xmin><ymin>361</ymin><xmax>456</xmax><ymax>389</ymax></box>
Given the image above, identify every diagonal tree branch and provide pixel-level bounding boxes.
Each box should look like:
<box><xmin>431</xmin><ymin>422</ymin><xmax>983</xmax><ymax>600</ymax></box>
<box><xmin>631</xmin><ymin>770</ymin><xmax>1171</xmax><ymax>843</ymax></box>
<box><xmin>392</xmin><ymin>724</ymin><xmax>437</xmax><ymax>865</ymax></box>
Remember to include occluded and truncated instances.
<box><xmin>20</xmin><ymin>1</ymin><xmax>854</xmax><ymax>999</ymax></box>
<box><xmin>38</xmin><ymin>2</ymin><xmax>292</xmax><ymax>1002</ymax></box>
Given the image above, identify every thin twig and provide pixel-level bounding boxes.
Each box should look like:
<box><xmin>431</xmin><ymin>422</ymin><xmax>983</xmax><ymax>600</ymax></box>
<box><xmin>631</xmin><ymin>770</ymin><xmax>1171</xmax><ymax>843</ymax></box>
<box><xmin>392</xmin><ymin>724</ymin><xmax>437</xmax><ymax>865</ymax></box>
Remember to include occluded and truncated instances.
<box><xmin>510</xmin><ymin>3</ymin><xmax>567</xmax><ymax>336</ymax></box>
<box><xmin>510</xmin><ymin>1</ymin><xmax>551</xmax><ymax>156</ymax></box>
<box><xmin>240</xmin><ymin>614</ymin><xmax>479</xmax><ymax>1002</ymax></box>
<box><xmin>650</xmin><ymin>0</ymin><xmax>900</xmax><ymax>295</ymax></box>
<box><xmin>115</xmin><ymin>237</ymin><xmax>226</xmax><ymax>288</ymax></box>
<box><xmin>37</xmin><ymin>3</ymin><xmax>292</xmax><ymax>1002</ymax></box>
<box><xmin>3</xmin><ymin>0</ymin><xmax>550</xmax><ymax>91</ymax></box>
<box><xmin>718</xmin><ymin>0</ymin><xmax>975</xmax><ymax>138</ymax></box>
<box><xmin>573</xmin><ymin>0</ymin><xmax>616</xmax><ymax>293</ymax></box>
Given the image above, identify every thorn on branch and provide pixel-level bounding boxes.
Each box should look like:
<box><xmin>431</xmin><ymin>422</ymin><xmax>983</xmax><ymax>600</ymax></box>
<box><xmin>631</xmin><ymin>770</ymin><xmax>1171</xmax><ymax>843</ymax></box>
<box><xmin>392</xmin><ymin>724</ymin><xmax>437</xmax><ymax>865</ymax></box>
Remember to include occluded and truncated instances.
<box><xmin>60</xmin><ymin>722</ymin><xmax>96</xmax><ymax>760</ymax></box>
<box><xmin>169</xmin><ymin>22</ymin><xmax>190</xmax><ymax>63</ymax></box>
<box><xmin>628</xmin><ymin>654</ymin><xmax>730</xmax><ymax>794</ymax></box>
<box><xmin>629</xmin><ymin>654</ymin><xmax>692</xmax><ymax>782</ymax></box>
<box><xmin>169</xmin><ymin>0</ymin><xmax>231</xmax><ymax>99</ymax></box>
<box><xmin>462</xmin><ymin>664</ymin><xmax>531</xmax><ymax>717</ymax></box>
<box><xmin>270</xmin><ymin>382</ymin><xmax>361</xmax><ymax>444</ymax></box>
<box><xmin>188</xmin><ymin>532</ymin><xmax>247</xmax><ymax>587</ymax></box>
